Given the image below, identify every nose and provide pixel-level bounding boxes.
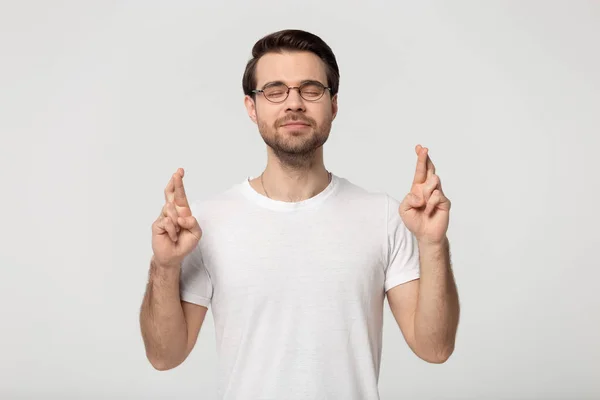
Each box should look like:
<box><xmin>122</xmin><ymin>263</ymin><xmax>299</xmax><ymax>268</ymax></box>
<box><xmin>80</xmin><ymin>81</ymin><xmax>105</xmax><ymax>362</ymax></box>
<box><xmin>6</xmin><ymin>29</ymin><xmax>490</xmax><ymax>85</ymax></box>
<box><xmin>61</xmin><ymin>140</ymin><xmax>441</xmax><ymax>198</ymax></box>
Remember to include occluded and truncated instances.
<box><xmin>284</xmin><ymin>87</ymin><xmax>305</xmax><ymax>111</ymax></box>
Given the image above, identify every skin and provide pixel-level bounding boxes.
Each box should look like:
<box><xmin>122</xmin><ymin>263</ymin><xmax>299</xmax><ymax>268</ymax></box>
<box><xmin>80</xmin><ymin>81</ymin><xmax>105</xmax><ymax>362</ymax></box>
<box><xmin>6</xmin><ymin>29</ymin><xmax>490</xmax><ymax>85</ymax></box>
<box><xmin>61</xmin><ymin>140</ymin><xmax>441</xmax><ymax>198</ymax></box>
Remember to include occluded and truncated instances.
<box><xmin>140</xmin><ymin>169</ymin><xmax>207</xmax><ymax>370</ymax></box>
<box><xmin>390</xmin><ymin>145</ymin><xmax>460</xmax><ymax>363</ymax></box>
<box><xmin>139</xmin><ymin>50</ymin><xmax>459</xmax><ymax>371</ymax></box>
<box><xmin>243</xmin><ymin>51</ymin><xmax>338</xmax><ymax>202</ymax></box>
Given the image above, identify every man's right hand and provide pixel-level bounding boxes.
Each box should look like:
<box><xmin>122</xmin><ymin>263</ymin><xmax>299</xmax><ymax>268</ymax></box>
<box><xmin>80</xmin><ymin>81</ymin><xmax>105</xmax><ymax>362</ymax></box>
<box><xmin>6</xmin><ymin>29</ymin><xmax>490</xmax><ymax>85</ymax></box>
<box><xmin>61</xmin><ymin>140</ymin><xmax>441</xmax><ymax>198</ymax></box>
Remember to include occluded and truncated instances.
<box><xmin>151</xmin><ymin>168</ymin><xmax>202</xmax><ymax>268</ymax></box>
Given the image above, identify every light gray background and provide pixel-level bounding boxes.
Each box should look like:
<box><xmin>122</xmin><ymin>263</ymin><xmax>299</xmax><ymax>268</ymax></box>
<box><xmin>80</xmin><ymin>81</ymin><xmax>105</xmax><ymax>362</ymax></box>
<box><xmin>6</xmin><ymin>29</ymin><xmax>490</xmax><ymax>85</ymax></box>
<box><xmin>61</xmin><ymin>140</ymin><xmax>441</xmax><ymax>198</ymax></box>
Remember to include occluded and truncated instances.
<box><xmin>1</xmin><ymin>1</ymin><xmax>599</xmax><ymax>399</ymax></box>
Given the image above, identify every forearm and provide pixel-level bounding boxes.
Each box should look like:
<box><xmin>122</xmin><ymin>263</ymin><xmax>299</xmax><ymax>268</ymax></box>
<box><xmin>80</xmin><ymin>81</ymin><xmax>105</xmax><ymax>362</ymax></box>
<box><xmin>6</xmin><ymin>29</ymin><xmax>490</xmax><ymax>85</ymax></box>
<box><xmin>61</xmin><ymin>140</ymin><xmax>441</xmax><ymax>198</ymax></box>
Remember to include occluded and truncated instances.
<box><xmin>414</xmin><ymin>237</ymin><xmax>460</xmax><ymax>362</ymax></box>
<box><xmin>140</xmin><ymin>256</ymin><xmax>188</xmax><ymax>370</ymax></box>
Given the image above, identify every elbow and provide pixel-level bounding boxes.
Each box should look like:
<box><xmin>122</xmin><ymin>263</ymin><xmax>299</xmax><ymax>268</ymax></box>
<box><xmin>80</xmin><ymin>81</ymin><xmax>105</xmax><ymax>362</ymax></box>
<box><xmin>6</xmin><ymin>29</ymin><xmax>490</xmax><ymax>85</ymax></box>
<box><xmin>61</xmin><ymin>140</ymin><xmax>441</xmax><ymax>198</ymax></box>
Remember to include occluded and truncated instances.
<box><xmin>423</xmin><ymin>346</ymin><xmax>454</xmax><ymax>364</ymax></box>
<box><xmin>414</xmin><ymin>340</ymin><xmax>455</xmax><ymax>364</ymax></box>
<box><xmin>150</xmin><ymin>360</ymin><xmax>177</xmax><ymax>371</ymax></box>
<box><xmin>412</xmin><ymin>323</ymin><xmax>458</xmax><ymax>364</ymax></box>
<box><xmin>146</xmin><ymin>353</ymin><xmax>184</xmax><ymax>371</ymax></box>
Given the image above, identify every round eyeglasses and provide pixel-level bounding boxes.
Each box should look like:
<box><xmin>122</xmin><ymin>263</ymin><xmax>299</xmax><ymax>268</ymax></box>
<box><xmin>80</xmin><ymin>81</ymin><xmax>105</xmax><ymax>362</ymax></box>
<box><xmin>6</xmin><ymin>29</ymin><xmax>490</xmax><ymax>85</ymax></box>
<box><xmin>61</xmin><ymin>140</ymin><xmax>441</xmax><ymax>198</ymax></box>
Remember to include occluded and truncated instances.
<box><xmin>252</xmin><ymin>81</ymin><xmax>331</xmax><ymax>103</ymax></box>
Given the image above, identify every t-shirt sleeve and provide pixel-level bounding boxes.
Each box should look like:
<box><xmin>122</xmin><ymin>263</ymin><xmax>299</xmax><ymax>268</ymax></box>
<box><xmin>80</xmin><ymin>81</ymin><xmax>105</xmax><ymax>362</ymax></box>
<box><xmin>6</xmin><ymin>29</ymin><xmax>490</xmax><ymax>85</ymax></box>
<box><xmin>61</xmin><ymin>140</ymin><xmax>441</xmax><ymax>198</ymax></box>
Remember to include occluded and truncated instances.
<box><xmin>179</xmin><ymin>244</ymin><xmax>213</xmax><ymax>308</ymax></box>
<box><xmin>384</xmin><ymin>194</ymin><xmax>421</xmax><ymax>292</ymax></box>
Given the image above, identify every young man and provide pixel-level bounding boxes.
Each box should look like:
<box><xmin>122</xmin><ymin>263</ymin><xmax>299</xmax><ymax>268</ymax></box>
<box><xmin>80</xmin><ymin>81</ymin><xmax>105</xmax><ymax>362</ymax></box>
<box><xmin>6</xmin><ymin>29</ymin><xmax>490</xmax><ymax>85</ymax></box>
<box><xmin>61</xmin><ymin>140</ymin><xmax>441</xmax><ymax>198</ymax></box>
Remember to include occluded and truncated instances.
<box><xmin>140</xmin><ymin>29</ymin><xmax>460</xmax><ymax>399</ymax></box>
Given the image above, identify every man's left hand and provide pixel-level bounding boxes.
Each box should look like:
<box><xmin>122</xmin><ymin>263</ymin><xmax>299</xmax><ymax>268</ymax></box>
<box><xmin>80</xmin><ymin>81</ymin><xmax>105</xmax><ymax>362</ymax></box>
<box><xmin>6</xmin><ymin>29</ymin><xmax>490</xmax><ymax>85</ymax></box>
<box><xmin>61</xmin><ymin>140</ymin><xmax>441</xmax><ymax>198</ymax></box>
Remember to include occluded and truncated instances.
<box><xmin>399</xmin><ymin>144</ymin><xmax>451</xmax><ymax>245</ymax></box>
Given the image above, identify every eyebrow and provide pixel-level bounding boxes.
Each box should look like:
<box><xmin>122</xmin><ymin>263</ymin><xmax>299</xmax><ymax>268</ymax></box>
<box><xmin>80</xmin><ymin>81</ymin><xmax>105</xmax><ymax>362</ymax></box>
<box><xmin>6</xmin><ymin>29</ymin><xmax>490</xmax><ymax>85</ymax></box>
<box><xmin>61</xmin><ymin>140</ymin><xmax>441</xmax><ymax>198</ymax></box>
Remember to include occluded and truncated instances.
<box><xmin>261</xmin><ymin>79</ymin><xmax>324</xmax><ymax>89</ymax></box>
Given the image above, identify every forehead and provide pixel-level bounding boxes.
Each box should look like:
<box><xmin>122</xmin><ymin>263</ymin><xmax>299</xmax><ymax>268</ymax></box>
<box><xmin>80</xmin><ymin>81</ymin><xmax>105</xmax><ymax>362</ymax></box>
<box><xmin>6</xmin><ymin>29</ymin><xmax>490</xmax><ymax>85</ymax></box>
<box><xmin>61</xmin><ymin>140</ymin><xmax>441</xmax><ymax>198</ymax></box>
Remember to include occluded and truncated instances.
<box><xmin>254</xmin><ymin>51</ymin><xmax>327</xmax><ymax>87</ymax></box>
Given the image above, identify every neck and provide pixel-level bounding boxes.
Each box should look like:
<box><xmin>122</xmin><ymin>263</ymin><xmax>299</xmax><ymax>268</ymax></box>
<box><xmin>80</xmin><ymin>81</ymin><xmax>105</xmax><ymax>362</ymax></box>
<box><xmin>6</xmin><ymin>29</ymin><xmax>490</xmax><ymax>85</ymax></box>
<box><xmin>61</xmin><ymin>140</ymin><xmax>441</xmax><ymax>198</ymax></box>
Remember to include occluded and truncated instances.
<box><xmin>252</xmin><ymin>152</ymin><xmax>331</xmax><ymax>202</ymax></box>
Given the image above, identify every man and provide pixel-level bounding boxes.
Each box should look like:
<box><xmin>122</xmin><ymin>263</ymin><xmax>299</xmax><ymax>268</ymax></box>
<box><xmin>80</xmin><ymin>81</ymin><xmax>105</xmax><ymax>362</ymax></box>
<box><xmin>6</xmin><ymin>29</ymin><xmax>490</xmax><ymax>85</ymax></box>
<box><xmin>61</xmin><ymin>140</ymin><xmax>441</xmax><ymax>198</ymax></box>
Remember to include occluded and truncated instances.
<box><xmin>140</xmin><ymin>29</ymin><xmax>460</xmax><ymax>399</ymax></box>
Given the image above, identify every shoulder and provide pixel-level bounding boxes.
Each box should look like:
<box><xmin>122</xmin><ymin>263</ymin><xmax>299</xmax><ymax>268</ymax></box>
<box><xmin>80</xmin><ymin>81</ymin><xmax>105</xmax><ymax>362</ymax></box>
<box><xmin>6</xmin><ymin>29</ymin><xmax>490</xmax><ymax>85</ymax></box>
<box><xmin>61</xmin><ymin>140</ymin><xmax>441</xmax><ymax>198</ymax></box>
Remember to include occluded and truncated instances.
<box><xmin>188</xmin><ymin>181</ymin><xmax>248</xmax><ymax>224</ymax></box>
<box><xmin>333</xmin><ymin>176</ymin><xmax>410</xmax><ymax>241</ymax></box>
<box><xmin>333</xmin><ymin>175</ymin><xmax>401</xmax><ymax>213</ymax></box>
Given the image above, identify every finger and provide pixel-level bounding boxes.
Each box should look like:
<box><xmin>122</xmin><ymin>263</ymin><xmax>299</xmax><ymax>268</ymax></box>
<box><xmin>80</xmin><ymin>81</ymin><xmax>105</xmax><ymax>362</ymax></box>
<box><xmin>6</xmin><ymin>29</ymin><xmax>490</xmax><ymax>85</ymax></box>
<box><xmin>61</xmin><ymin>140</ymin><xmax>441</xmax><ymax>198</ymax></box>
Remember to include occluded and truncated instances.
<box><xmin>426</xmin><ymin>189</ymin><xmax>451</xmax><ymax>215</ymax></box>
<box><xmin>426</xmin><ymin>152</ymin><xmax>436</xmax><ymax>178</ymax></box>
<box><xmin>422</xmin><ymin>174</ymin><xmax>441</xmax><ymax>202</ymax></box>
<box><xmin>152</xmin><ymin>217</ymin><xmax>165</xmax><ymax>236</ymax></box>
<box><xmin>410</xmin><ymin>193</ymin><xmax>425</xmax><ymax>208</ymax></box>
<box><xmin>173</xmin><ymin>168</ymin><xmax>190</xmax><ymax>208</ymax></box>
<box><xmin>164</xmin><ymin>174</ymin><xmax>175</xmax><ymax>203</ymax></box>
<box><xmin>152</xmin><ymin>216</ymin><xmax>172</xmax><ymax>238</ymax></box>
<box><xmin>424</xmin><ymin>190</ymin><xmax>443</xmax><ymax>216</ymax></box>
<box><xmin>412</xmin><ymin>145</ymin><xmax>428</xmax><ymax>185</ymax></box>
<box><xmin>162</xmin><ymin>217</ymin><xmax>178</xmax><ymax>242</ymax></box>
<box><xmin>163</xmin><ymin>202</ymin><xmax>180</xmax><ymax>232</ymax></box>
<box><xmin>177</xmin><ymin>215</ymin><xmax>202</xmax><ymax>240</ymax></box>
<box><xmin>399</xmin><ymin>192</ymin><xmax>424</xmax><ymax>213</ymax></box>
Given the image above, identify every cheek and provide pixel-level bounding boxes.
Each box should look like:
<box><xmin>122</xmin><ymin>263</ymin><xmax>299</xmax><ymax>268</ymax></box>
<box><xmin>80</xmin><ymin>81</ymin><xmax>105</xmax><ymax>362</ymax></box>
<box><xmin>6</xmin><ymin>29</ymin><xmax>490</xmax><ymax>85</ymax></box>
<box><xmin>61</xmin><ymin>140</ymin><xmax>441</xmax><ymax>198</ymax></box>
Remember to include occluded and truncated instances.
<box><xmin>256</xmin><ymin>106</ymin><xmax>279</xmax><ymax>124</ymax></box>
<box><xmin>311</xmin><ymin>105</ymin><xmax>333</xmax><ymax>123</ymax></box>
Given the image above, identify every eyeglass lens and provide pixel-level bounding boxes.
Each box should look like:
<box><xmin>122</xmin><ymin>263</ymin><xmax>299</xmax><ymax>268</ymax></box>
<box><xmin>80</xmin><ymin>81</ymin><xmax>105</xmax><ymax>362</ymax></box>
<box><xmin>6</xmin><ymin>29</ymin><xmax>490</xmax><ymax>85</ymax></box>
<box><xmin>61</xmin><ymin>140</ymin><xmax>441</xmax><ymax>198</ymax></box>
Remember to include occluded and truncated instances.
<box><xmin>263</xmin><ymin>83</ymin><xmax>325</xmax><ymax>102</ymax></box>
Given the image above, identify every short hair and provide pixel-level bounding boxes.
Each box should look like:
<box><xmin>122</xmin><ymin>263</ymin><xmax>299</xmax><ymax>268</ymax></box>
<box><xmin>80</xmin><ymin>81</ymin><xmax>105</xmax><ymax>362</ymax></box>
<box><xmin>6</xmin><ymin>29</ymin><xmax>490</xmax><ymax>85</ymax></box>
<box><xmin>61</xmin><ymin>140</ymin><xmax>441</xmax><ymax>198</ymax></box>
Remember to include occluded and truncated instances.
<box><xmin>242</xmin><ymin>29</ymin><xmax>340</xmax><ymax>98</ymax></box>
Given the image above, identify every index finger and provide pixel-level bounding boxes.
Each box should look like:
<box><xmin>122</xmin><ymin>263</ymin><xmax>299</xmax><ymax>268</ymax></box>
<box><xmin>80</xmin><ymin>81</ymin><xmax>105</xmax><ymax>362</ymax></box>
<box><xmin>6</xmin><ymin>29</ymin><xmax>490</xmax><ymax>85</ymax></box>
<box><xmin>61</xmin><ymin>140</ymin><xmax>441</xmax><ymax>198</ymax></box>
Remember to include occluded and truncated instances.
<box><xmin>173</xmin><ymin>168</ymin><xmax>190</xmax><ymax>208</ymax></box>
<box><xmin>426</xmin><ymin>153</ymin><xmax>436</xmax><ymax>178</ymax></box>
<box><xmin>412</xmin><ymin>145</ymin><xmax>428</xmax><ymax>185</ymax></box>
<box><xmin>164</xmin><ymin>174</ymin><xmax>175</xmax><ymax>203</ymax></box>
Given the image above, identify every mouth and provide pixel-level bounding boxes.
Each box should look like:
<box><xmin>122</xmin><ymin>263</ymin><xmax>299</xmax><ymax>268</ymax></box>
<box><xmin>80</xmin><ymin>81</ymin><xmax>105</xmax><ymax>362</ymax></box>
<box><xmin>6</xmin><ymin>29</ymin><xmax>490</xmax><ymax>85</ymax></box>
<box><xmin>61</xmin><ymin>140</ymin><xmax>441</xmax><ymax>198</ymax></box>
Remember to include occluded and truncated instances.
<box><xmin>281</xmin><ymin>122</ymin><xmax>310</xmax><ymax>127</ymax></box>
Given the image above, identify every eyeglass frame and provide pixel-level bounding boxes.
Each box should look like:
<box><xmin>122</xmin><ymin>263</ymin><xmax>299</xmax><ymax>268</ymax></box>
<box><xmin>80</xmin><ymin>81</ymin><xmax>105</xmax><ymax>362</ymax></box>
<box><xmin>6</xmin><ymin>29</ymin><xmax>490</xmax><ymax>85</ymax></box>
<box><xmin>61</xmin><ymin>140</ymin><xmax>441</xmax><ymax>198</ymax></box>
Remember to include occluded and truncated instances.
<box><xmin>251</xmin><ymin>80</ymin><xmax>332</xmax><ymax>103</ymax></box>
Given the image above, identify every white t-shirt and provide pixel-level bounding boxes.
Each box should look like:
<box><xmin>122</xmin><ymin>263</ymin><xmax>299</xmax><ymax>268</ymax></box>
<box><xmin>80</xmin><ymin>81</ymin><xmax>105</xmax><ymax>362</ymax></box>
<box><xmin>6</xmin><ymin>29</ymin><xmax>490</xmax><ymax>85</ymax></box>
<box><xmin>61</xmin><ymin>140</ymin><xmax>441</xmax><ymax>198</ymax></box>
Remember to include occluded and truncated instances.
<box><xmin>179</xmin><ymin>173</ymin><xmax>420</xmax><ymax>399</ymax></box>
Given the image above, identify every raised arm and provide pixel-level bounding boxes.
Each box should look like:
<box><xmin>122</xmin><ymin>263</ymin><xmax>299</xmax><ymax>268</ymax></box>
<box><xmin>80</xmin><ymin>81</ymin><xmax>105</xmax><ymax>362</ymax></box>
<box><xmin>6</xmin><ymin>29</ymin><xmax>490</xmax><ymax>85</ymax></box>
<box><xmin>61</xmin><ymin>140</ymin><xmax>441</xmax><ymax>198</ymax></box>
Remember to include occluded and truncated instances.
<box><xmin>388</xmin><ymin>145</ymin><xmax>460</xmax><ymax>363</ymax></box>
<box><xmin>139</xmin><ymin>168</ymin><xmax>207</xmax><ymax>370</ymax></box>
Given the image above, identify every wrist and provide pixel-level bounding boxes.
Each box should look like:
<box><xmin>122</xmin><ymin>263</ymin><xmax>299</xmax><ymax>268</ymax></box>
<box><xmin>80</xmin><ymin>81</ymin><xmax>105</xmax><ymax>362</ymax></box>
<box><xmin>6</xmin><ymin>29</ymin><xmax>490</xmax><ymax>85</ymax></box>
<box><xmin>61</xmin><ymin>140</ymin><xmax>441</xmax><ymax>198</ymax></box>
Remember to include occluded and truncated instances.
<box><xmin>417</xmin><ymin>235</ymin><xmax>448</xmax><ymax>250</ymax></box>
<box><xmin>417</xmin><ymin>236</ymin><xmax>451</xmax><ymax>267</ymax></box>
<box><xmin>150</xmin><ymin>256</ymin><xmax>181</xmax><ymax>275</ymax></box>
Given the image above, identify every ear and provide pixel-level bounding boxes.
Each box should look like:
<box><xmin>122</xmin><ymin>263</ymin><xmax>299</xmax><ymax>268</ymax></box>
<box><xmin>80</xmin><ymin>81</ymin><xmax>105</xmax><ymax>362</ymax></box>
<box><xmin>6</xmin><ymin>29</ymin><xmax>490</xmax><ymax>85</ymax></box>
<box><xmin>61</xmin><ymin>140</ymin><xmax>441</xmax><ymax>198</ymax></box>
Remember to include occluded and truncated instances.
<box><xmin>331</xmin><ymin>93</ymin><xmax>338</xmax><ymax>121</ymax></box>
<box><xmin>244</xmin><ymin>95</ymin><xmax>258</xmax><ymax>124</ymax></box>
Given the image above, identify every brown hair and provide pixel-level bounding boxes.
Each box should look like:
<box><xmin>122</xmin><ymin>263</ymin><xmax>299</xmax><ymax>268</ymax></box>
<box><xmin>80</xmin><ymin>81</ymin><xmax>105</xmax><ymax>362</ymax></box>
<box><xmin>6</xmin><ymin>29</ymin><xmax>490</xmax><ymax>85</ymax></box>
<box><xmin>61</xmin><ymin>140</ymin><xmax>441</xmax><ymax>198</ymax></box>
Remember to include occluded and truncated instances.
<box><xmin>242</xmin><ymin>29</ymin><xmax>340</xmax><ymax>98</ymax></box>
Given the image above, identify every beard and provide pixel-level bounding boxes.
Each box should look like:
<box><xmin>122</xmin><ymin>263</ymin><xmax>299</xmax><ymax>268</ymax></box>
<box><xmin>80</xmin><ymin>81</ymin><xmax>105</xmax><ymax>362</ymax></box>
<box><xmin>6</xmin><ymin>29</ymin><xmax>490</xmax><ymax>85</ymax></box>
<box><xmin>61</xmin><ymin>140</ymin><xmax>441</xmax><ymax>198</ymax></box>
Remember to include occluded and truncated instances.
<box><xmin>258</xmin><ymin>113</ymin><xmax>332</xmax><ymax>168</ymax></box>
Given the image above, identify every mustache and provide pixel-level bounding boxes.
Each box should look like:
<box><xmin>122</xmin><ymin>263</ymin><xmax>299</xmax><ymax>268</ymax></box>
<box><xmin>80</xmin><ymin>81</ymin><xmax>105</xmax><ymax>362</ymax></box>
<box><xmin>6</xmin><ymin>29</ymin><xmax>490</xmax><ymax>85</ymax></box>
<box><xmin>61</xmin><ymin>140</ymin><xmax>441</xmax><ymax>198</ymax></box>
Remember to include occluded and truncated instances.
<box><xmin>276</xmin><ymin>114</ymin><xmax>314</xmax><ymax>127</ymax></box>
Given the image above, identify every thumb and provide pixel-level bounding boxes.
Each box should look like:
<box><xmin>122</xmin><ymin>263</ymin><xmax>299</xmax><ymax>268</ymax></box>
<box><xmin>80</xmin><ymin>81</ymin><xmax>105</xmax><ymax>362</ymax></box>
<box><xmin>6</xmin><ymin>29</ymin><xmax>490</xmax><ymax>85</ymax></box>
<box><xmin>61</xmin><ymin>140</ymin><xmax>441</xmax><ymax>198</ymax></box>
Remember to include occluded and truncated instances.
<box><xmin>178</xmin><ymin>216</ymin><xmax>202</xmax><ymax>239</ymax></box>
<box><xmin>401</xmin><ymin>193</ymin><xmax>423</xmax><ymax>212</ymax></box>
